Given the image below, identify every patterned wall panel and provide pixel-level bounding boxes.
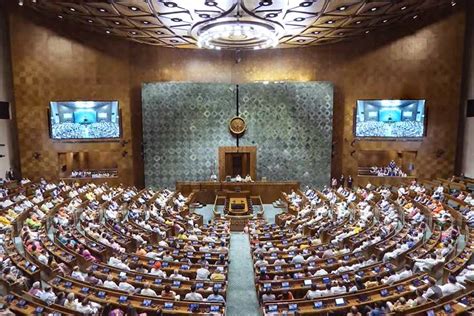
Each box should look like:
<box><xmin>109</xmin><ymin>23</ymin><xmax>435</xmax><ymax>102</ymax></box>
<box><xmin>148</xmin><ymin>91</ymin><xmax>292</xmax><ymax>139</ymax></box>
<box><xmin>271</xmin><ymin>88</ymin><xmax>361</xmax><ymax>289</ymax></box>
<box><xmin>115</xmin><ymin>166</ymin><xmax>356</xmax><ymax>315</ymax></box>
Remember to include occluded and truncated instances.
<box><xmin>142</xmin><ymin>83</ymin><xmax>236</xmax><ymax>188</ymax></box>
<box><xmin>239</xmin><ymin>82</ymin><xmax>333</xmax><ymax>188</ymax></box>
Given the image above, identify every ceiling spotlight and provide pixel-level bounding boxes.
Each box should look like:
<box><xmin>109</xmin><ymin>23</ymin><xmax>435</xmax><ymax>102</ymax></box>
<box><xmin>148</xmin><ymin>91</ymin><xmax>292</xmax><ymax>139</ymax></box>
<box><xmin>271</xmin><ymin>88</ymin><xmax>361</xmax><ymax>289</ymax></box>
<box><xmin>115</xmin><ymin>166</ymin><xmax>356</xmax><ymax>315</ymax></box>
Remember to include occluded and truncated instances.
<box><xmin>69</xmin><ymin>7</ymin><xmax>76</xmax><ymax>12</ymax></box>
<box><xmin>171</xmin><ymin>18</ymin><xmax>182</xmax><ymax>22</ymax></box>
<box><xmin>355</xmin><ymin>20</ymin><xmax>361</xmax><ymax>24</ymax></box>
<box><xmin>142</xmin><ymin>21</ymin><xmax>150</xmax><ymax>24</ymax></box>
<box><xmin>114</xmin><ymin>21</ymin><xmax>120</xmax><ymax>25</ymax></box>
<box><xmin>105</xmin><ymin>30</ymin><xmax>111</xmax><ymax>34</ymax></box>
<box><xmin>266</xmin><ymin>13</ymin><xmax>278</xmax><ymax>18</ymax></box>
<box><xmin>365</xmin><ymin>30</ymin><xmax>370</xmax><ymax>34</ymax></box>
<box><xmin>382</xmin><ymin>19</ymin><xmax>388</xmax><ymax>23</ymax></box>
<box><xmin>338</xmin><ymin>32</ymin><xmax>344</xmax><ymax>36</ymax></box>
<box><xmin>413</xmin><ymin>15</ymin><xmax>418</xmax><ymax>19</ymax></box>
<box><xmin>156</xmin><ymin>31</ymin><xmax>164</xmax><ymax>35</ymax></box>
<box><xmin>370</xmin><ymin>7</ymin><xmax>377</xmax><ymax>12</ymax></box>
<box><xmin>259</xmin><ymin>0</ymin><xmax>273</xmax><ymax>6</ymax></box>
<box><xmin>297</xmin><ymin>39</ymin><xmax>305</xmax><ymax>42</ymax></box>
<box><xmin>401</xmin><ymin>6</ymin><xmax>407</xmax><ymax>10</ymax></box>
<box><xmin>205</xmin><ymin>1</ymin><xmax>217</xmax><ymax>6</ymax></box>
<box><xmin>131</xmin><ymin>31</ymin><xmax>137</xmax><ymax>35</ymax></box>
<box><xmin>58</xmin><ymin>15</ymin><xmax>63</xmax><ymax>19</ymax></box>
<box><xmin>294</xmin><ymin>17</ymin><xmax>305</xmax><ymax>22</ymax></box>
<box><xmin>130</xmin><ymin>6</ymin><xmax>139</xmax><ymax>11</ymax></box>
<box><xmin>326</xmin><ymin>20</ymin><xmax>334</xmax><ymax>24</ymax></box>
<box><xmin>18</xmin><ymin>0</ymin><xmax>24</xmax><ymax>5</ymax></box>
<box><xmin>451</xmin><ymin>1</ymin><xmax>456</xmax><ymax>6</ymax></box>
<box><xmin>98</xmin><ymin>8</ymin><xmax>107</xmax><ymax>12</ymax></box>
<box><xmin>300</xmin><ymin>2</ymin><xmax>312</xmax><ymax>7</ymax></box>
<box><xmin>170</xmin><ymin>39</ymin><xmax>179</xmax><ymax>43</ymax></box>
<box><xmin>199</xmin><ymin>14</ymin><xmax>211</xmax><ymax>18</ymax></box>
<box><xmin>87</xmin><ymin>19</ymin><xmax>93</xmax><ymax>23</ymax></box>
<box><xmin>312</xmin><ymin>31</ymin><xmax>320</xmax><ymax>34</ymax></box>
<box><xmin>338</xmin><ymin>6</ymin><xmax>347</xmax><ymax>11</ymax></box>
<box><xmin>164</xmin><ymin>2</ymin><xmax>177</xmax><ymax>7</ymax></box>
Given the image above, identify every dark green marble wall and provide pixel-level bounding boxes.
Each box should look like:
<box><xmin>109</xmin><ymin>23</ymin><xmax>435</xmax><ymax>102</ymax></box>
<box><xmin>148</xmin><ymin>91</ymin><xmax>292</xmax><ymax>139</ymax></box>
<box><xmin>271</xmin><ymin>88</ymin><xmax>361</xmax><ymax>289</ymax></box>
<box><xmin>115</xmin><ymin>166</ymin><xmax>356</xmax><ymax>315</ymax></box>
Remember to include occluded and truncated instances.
<box><xmin>142</xmin><ymin>82</ymin><xmax>333</xmax><ymax>188</ymax></box>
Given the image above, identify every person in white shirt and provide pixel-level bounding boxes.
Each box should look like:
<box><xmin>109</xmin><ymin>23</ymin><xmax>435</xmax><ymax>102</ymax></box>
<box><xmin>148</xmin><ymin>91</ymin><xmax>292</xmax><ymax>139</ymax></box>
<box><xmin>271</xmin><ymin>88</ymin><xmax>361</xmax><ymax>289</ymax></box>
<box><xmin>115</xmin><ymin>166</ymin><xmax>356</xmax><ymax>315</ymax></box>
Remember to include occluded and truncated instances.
<box><xmin>413</xmin><ymin>254</ymin><xmax>444</xmax><ymax>272</ymax></box>
<box><xmin>397</xmin><ymin>265</ymin><xmax>414</xmax><ymax>280</ymax></box>
<box><xmin>184</xmin><ymin>285</ymin><xmax>204</xmax><ymax>301</ymax></box>
<box><xmin>140</xmin><ymin>283</ymin><xmax>158</xmax><ymax>296</ymax></box>
<box><xmin>39</xmin><ymin>286</ymin><xmax>57</xmax><ymax>305</ymax></box>
<box><xmin>330</xmin><ymin>281</ymin><xmax>347</xmax><ymax>294</ymax></box>
<box><xmin>456</xmin><ymin>264</ymin><xmax>474</xmax><ymax>284</ymax></box>
<box><xmin>196</xmin><ymin>265</ymin><xmax>211</xmax><ymax>280</ymax></box>
<box><xmin>440</xmin><ymin>275</ymin><xmax>465</xmax><ymax>296</ymax></box>
<box><xmin>305</xmin><ymin>284</ymin><xmax>323</xmax><ymax>299</ymax></box>
<box><xmin>291</xmin><ymin>253</ymin><xmax>305</xmax><ymax>264</ymax></box>
<box><xmin>170</xmin><ymin>269</ymin><xmax>189</xmax><ymax>281</ymax></box>
<box><xmin>104</xmin><ymin>275</ymin><xmax>119</xmax><ymax>290</ymax></box>
<box><xmin>71</xmin><ymin>266</ymin><xmax>86</xmax><ymax>282</ymax></box>
<box><xmin>118</xmin><ymin>276</ymin><xmax>136</xmax><ymax>293</ymax></box>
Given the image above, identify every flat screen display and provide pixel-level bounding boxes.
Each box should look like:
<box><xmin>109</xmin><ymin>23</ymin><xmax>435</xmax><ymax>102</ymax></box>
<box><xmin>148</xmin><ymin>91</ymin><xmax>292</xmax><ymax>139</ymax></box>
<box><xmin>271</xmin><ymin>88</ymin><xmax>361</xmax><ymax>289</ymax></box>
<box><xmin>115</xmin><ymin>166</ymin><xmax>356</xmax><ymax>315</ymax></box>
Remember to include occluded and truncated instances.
<box><xmin>49</xmin><ymin>101</ymin><xmax>120</xmax><ymax>140</ymax></box>
<box><xmin>354</xmin><ymin>100</ymin><xmax>426</xmax><ymax>138</ymax></box>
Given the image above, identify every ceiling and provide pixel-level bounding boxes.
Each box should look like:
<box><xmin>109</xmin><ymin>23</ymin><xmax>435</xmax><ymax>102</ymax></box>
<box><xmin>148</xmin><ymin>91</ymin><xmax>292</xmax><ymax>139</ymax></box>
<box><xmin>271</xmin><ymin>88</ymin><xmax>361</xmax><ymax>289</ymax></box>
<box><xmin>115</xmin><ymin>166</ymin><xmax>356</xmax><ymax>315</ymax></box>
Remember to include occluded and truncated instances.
<box><xmin>23</xmin><ymin>0</ymin><xmax>457</xmax><ymax>49</ymax></box>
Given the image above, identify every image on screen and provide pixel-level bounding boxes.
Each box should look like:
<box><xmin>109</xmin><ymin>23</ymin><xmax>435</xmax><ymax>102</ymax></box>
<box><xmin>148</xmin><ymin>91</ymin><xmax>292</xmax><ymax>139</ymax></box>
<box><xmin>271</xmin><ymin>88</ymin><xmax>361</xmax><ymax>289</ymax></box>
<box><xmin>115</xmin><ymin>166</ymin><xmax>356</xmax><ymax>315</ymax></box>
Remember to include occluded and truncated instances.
<box><xmin>50</xmin><ymin>101</ymin><xmax>120</xmax><ymax>140</ymax></box>
<box><xmin>355</xmin><ymin>100</ymin><xmax>426</xmax><ymax>138</ymax></box>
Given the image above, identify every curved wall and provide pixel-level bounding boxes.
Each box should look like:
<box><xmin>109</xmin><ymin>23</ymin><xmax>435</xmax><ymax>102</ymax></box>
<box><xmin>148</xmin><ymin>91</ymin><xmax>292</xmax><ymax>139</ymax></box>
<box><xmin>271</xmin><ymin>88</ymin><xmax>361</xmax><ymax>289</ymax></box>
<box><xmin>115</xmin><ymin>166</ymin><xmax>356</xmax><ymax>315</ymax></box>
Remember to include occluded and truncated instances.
<box><xmin>7</xmin><ymin>4</ymin><xmax>466</xmax><ymax>187</ymax></box>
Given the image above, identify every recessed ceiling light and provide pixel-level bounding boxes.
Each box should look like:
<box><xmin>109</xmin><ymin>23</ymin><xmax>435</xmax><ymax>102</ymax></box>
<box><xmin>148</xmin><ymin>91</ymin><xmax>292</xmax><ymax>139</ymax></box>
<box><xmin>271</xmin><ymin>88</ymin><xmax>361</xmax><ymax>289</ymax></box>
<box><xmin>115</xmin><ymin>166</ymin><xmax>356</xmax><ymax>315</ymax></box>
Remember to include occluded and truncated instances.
<box><xmin>143</xmin><ymin>21</ymin><xmax>150</xmax><ymax>24</ymax></box>
<box><xmin>171</xmin><ymin>18</ymin><xmax>182</xmax><ymax>22</ymax></box>
<box><xmin>451</xmin><ymin>1</ymin><xmax>456</xmax><ymax>6</ymax></box>
<box><xmin>156</xmin><ymin>31</ymin><xmax>164</xmax><ymax>35</ymax></box>
<box><xmin>327</xmin><ymin>20</ymin><xmax>334</xmax><ymax>24</ymax></box>
<box><xmin>199</xmin><ymin>13</ymin><xmax>210</xmax><ymax>18</ymax></box>
<box><xmin>205</xmin><ymin>0</ymin><xmax>217</xmax><ymax>6</ymax></box>
<box><xmin>300</xmin><ymin>1</ymin><xmax>312</xmax><ymax>7</ymax></box>
<box><xmin>413</xmin><ymin>15</ymin><xmax>418</xmax><ymax>19</ymax></box>
<box><xmin>382</xmin><ymin>19</ymin><xmax>388</xmax><ymax>23</ymax></box>
<box><xmin>114</xmin><ymin>21</ymin><xmax>120</xmax><ymax>25</ymax></box>
<box><xmin>266</xmin><ymin>13</ymin><xmax>278</xmax><ymax>18</ymax></box>
<box><xmin>98</xmin><ymin>8</ymin><xmax>107</xmax><ymax>12</ymax></box>
<box><xmin>401</xmin><ymin>6</ymin><xmax>407</xmax><ymax>10</ymax></box>
<box><xmin>105</xmin><ymin>30</ymin><xmax>111</xmax><ymax>34</ymax></box>
<box><xmin>131</xmin><ymin>31</ymin><xmax>137</xmax><ymax>35</ymax></box>
<box><xmin>87</xmin><ymin>19</ymin><xmax>93</xmax><ymax>23</ymax></box>
<box><xmin>164</xmin><ymin>2</ymin><xmax>177</xmax><ymax>8</ymax></box>
<box><xmin>69</xmin><ymin>7</ymin><xmax>76</xmax><ymax>12</ymax></box>
<box><xmin>296</xmin><ymin>39</ymin><xmax>305</xmax><ymax>43</ymax></box>
<box><xmin>130</xmin><ymin>6</ymin><xmax>139</xmax><ymax>11</ymax></box>
<box><xmin>370</xmin><ymin>7</ymin><xmax>377</xmax><ymax>12</ymax></box>
<box><xmin>338</xmin><ymin>32</ymin><xmax>344</xmax><ymax>35</ymax></box>
<box><xmin>356</xmin><ymin>20</ymin><xmax>361</xmax><ymax>24</ymax></box>
<box><xmin>58</xmin><ymin>15</ymin><xmax>63</xmax><ymax>19</ymax></box>
<box><xmin>338</xmin><ymin>6</ymin><xmax>347</xmax><ymax>11</ymax></box>
<box><xmin>312</xmin><ymin>31</ymin><xmax>320</xmax><ymax>34</ymax></box>
<box><xmin>259</xmin><ymin>0</ymin><xmax>273</xmax><ymax>6</ymax></box>
<box><xmin>365</xmin><ymin>30</ymin><xmax>370</xmax><ymax>34</ymax></box>
<box><xmin>170</xmin><ymin>39</ymin><xmax>179</xmax><ymax>43</ymax></box>
<box><xmin>294</xmin><ymin>17</ymin><xmax>305</xmax><ymax>22</ymax></box>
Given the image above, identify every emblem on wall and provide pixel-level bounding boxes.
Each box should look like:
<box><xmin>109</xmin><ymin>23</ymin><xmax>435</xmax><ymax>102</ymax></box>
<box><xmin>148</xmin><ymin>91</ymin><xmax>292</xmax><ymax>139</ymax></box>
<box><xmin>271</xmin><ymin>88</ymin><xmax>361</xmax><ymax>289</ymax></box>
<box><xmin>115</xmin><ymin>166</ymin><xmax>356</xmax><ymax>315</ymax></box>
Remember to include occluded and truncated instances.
<box><xmin>229</xmin><ymin>116</ymin><xmax>246</xmax><ymax>137</ymax></box>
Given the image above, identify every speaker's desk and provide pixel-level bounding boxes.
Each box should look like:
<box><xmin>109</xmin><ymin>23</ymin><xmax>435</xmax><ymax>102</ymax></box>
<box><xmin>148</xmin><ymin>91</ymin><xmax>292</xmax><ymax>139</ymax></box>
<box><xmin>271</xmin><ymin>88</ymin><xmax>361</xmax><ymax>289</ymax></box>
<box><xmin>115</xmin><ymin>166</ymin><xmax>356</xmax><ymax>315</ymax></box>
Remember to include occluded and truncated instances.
<box><xmin>176</xmin><ymin>181</ymin><xmax>300</xmax><ymax>204</ymax></box>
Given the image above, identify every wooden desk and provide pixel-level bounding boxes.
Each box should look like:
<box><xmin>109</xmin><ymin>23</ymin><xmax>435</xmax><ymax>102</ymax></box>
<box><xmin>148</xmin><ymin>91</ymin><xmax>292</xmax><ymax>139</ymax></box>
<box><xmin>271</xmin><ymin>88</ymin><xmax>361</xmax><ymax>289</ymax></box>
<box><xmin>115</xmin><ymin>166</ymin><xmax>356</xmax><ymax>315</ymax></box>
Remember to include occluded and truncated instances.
<box><xmin>176</xmin><ymin>181</ymin><xmax>300</xmax><ymax>204</ymax></box>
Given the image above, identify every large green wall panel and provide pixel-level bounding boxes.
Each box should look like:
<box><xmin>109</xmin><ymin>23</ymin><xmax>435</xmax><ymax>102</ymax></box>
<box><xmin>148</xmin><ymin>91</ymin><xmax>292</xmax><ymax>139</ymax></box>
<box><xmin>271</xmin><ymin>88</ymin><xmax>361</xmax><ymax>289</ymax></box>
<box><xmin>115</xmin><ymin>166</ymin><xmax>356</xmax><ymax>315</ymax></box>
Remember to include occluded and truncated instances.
<box><xmin>142</xmin><ymin>82</ymin><xmax>236</xmax><ymax>188</ymax></box>
<box><xmin>238</xmin><ymin>82</ymin><xmax>333</xmax><ymax>188</ymax></box>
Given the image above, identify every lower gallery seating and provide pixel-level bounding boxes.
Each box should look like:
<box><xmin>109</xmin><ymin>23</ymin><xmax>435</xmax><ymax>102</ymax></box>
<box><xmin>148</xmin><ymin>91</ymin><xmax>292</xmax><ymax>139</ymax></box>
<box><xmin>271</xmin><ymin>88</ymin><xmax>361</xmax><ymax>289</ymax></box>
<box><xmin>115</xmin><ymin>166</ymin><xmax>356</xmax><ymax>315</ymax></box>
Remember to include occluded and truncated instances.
<box><xmin>0</xmin><ymin>176</ymin><xmax>473</xmax><ymax>315</ymax></box>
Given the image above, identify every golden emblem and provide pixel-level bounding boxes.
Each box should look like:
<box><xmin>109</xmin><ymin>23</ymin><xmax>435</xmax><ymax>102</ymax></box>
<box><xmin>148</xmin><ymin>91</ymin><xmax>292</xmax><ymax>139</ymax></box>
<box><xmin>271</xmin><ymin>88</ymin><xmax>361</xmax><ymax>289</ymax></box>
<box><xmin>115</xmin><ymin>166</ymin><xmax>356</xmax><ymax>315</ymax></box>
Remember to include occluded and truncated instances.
<box><xmin>229</xmin><ymin>116</ymin><xmax>246</xmax><ymax>136</ymax></box>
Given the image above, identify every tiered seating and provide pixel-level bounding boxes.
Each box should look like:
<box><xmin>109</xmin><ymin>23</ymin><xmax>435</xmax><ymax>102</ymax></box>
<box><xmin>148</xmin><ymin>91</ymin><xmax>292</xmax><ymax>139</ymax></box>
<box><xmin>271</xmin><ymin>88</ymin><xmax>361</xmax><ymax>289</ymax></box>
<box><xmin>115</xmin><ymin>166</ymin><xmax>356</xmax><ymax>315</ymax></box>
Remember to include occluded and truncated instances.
<box><xmin>0</xmin><ymin>180</ymin><xmax>229</xmax><ymax>315</ymax></box>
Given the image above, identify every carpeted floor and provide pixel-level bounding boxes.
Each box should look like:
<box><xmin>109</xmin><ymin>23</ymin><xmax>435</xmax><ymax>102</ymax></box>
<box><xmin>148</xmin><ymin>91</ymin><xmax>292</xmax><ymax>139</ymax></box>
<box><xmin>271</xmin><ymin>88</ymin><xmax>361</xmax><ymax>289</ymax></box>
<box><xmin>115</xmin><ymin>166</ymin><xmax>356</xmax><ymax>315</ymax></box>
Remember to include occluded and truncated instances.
<box><xmin>227</xmin><ymin>233</ymin><xmax>261</xmax><ymax>316</ymax></box>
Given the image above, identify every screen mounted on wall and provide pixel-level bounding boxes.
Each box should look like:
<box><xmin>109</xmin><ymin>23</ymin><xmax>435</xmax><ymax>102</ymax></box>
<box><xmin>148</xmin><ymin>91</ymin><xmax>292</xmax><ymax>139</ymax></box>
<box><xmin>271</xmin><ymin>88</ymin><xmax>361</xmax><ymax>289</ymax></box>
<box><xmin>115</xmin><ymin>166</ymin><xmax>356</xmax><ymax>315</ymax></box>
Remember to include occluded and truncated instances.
<box><xmin>354</xmin><ymin>100</ymin><xmax>426</xmax><ymax>139</ymax></box>
<box><xmin>49</xmin><ymin>101</ymin><xmax>121</xmax><ymax>140</ymax></box>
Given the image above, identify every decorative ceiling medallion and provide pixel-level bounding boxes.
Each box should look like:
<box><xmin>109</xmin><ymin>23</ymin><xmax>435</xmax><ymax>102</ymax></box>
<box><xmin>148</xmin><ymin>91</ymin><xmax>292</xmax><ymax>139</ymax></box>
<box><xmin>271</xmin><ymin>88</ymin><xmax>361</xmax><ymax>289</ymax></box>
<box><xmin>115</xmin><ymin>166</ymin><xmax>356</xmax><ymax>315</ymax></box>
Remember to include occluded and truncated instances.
<box><xmin>22</xmin><ymin>0</ymin><xmax>457</xmax><ymax>49</ymax></box>
<box><xmin>229</xmin><ymin>116</ymin><xmax>246</xmax><ymax>136</ymax></box>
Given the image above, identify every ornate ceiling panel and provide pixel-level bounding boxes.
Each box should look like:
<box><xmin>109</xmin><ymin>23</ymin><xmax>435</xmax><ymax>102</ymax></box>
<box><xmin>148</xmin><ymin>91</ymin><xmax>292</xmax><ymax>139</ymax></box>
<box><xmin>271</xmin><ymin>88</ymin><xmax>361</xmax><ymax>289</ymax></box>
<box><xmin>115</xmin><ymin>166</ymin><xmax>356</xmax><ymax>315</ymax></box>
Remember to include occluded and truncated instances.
<box><xmin>22</xmin><ymin>0</ymin><xmax>456</xmax><ymax>49</ymax></box>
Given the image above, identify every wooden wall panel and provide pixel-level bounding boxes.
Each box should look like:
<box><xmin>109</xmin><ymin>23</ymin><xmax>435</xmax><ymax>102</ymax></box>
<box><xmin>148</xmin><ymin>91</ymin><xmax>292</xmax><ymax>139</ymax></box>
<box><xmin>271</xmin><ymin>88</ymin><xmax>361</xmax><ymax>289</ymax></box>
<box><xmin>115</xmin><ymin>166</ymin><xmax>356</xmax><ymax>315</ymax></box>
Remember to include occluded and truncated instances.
<box><xmin>7</xmin><ymin>5</ymin><xmax>466</xmax><ymax>187</ymax></box>
<box><xmin>8</xmin><ymin>8</ymin><xmax>135</xmax><ymax>185</ymax></box>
